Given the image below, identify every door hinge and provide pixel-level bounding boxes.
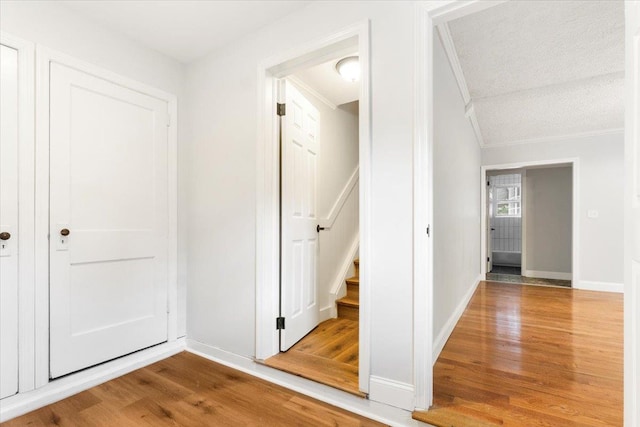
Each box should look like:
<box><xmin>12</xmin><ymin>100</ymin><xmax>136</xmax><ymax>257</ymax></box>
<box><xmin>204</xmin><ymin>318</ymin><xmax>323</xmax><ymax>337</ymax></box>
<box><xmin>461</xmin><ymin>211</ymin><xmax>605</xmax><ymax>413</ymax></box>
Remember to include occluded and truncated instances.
<box><xmin>276</xmin><ymin>317</ymin><xmax>285</xmax><ymax>330</ymax></box>
<box><xmin>487</xmin><ymin>181</ymin><xmax>490</xmax><ymax>186</ymax></box>
<box><xmin>426</xmin><ymin>225</ymin><xmax>430</xmax><ymax>237</ymax></box>
<box><xmin>487</xmin><ymin>257</ymin><xmax>490</xmax><ymax>262</ymax></box>
<box><xmin>277</xmin><ymin>103</ymin><xmax>286</xmax><ymax>116</ymax></box>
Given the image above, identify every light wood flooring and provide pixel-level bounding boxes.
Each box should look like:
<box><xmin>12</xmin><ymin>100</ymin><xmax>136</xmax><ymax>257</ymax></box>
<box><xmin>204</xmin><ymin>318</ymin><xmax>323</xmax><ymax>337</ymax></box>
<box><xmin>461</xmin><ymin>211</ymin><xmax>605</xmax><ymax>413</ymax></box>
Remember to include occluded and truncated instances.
<box><xmin>2</xmin><ymin>351</ymin><xmax>382</xmax><ymax>426</ymax></box>
<box><xmin>264</xmin><ymin>317</ymin><xmax>362</xmax><ymax>396</ymax></box>
<box><xmin>413</xmin><ymin>281</ymin><xmax>623</xmax><ymax>427</ymax></box>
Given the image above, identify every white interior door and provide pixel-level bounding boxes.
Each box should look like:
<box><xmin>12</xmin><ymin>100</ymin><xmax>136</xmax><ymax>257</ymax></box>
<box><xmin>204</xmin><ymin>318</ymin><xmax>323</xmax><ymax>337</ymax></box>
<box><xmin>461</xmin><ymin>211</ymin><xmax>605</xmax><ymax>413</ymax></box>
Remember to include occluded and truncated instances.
<box><xmin>280</xmin><ymin>80</ymin><xmax>320</xmax><ymax>351</ymax></box>
<box><xmin>626</xmin><ymin>1</ymin><xmax>640</xmax><ymax>424</ymax></box>
<box><xmin>0</xmin><ymin>44</ymin><xmax>19</xmax><ymax>399</ymax></box>
<box><xmin>487</xmin><ymin>179</ymin><xmax>493</xmax><ymax>273</ymax></box>
<box><xmin>49</xmin><ymin>62</ymin><xmax>169</xmax><ymax>378</ymax></box>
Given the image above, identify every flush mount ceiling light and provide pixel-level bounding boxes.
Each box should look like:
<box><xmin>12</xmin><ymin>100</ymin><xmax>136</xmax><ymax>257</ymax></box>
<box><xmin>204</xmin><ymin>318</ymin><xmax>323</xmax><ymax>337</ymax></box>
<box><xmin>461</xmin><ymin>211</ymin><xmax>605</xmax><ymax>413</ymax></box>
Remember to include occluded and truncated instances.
<box><xmin>335</xmin><ymin>56</ymin><xmax>360</xmax><ymax>82</ymax></box>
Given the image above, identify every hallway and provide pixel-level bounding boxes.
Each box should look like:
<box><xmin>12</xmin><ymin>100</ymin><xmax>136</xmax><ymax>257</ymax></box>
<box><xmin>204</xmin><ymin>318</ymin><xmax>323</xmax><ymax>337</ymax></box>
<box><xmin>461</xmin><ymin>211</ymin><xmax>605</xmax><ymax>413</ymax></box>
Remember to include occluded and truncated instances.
<box><xmin>414</xmin><ymin>281</ymin><xmax>623</xmax><ymax>426</ymax></box>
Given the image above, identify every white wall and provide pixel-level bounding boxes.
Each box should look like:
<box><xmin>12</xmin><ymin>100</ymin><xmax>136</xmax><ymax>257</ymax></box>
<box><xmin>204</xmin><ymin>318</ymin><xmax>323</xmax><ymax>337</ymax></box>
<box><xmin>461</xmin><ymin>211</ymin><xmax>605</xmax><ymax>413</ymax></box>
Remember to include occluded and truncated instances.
<box><xmin>525</xmin><ymin>166</ymin><xmax>572</xmax><ymax>275</ymax></box>
<box><xmin>0</xmin><ymin>1</ymin><xmax>188</xmax><ymax>336</ymax></box>
<box><xmin>482</xmin><ymin>132</ymin><xmax>624</xmax><ymax>285</ymax></box>
<box><xmin>290</xmin><ymin>81</ymin><xmax>360</xmax><ymax>312</ymax></box>
<box><xmin>185</xmin><ymin>0</ymin><xmax>416</xmax><ymax>398</ymax></box>
<box><xmin>433</xmin><ymin>33</ymin><xmax>482</xmax><ymax>346</ymax></box>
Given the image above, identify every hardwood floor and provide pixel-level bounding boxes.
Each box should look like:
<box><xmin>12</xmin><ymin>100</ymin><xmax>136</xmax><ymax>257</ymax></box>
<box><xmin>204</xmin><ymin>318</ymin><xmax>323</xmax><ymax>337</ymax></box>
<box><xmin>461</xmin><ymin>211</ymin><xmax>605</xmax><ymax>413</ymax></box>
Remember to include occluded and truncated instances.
<box><xmin>3</xmin><ymin>351</ymin><xmax>382</xmax><ymax>426</ymax></box>
<box><xmin>264</xmin><ymin>317</ymin><xmax>362</xmax><ymax>396</ymax></box>
<box><xmin>413</xmin><ymin>281</ymin><xmax>623</xmax><ymax>427</ymax></box>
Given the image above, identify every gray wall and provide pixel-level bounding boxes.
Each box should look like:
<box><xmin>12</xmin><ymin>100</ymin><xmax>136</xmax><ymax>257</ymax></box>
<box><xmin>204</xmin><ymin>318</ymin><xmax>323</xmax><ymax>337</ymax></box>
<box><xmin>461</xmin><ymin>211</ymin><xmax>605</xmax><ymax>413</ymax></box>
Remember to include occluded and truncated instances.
<box><xmin>482</xmin><ymin>132</ymin><xmax>624</xmax><ymax>285</ymax></box>
<box><xmin>433</xmin><ymin>32</ymin><xmax>482</xmax><ymax>342</ymax></box>
<box><xmin>525</xmin><ymin>167</ymin><xmax>573</xmax><ymax>274</ymax></box>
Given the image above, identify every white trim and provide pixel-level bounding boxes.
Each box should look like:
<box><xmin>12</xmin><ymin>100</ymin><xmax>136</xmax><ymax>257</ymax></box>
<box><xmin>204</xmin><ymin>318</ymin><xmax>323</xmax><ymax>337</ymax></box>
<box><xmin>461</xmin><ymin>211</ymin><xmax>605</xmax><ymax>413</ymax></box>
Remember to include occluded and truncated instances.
<box><xmin>483</xmin><ymin>128</ymin><xmax>625</xmax><ymax>148</ymax></box>
<box><xmin>287</xmin><ymin>75</ymin><xmax>337</xmax><ymax>110</ymax></box>
<box><xmin>0</xmin><ymin>340</ymin><xmax>185</xmax><ymax>423</ymax></box>
<box><xmin>186</xmin><ymin>340</ymin><xmax>423</xmax><ymax>427</ymax></box>
<box><xmin>576</xmin><ymin>280</ymin><xmax>624</xmax><ymax>293</ymax></box>
<box><xmin>433</xmin><ymin>275</ymin><xmax>481</xmax><ymax>362</ymax></box>
<box><xmin>481</xmin><ymin>159</ymin><xmax>579</xmax><ymax>289</ymax></box>
<box><xmin>465</xmin><ymin>102</ymin><xmax>485</xmax><ymax>147</ymax></box>
<box><xmin>35</xmin><ymin>45</ymin><xmax>179</xmax><ymax>388</ymax></box>
<box><xmin>0</xmin><ymin>32</ymin><xmax>36</xmax><ymax>395</ymax></box>
<box><xmin>436</xmin><ymin>23</ymin><xmax>484</xmax><ymax>147</ymax></box>
<box><xmin>319</xmin><ymin>166</ymin><xmax>359</xmax><ymax>229</ymax></box>
<box><xmin>436</xmin><ymin>23</ymin><xmax>470</xmax><ymax>105</ymax></box>
<box><xmin>255</xmin><ymin>21</ymin><xmax>372</xmax><ymax>396</ymax></box>
<box><xmin>523</xmin><ymin>270</ymin><xmax>572</xmax><ymax>281</ymax></box>
<box><xmin>412</xmin><ymin>2</ymin><xmax>432</xmax><ymax>411</ymax></box>
<box><xmin>625</xmin><ymin>2</ymin><xmax>640</xmax><ymax>425</ymax></box>
<box><xmin>368</xmin><ymin>376</ymin><xmax>415</xmax><ymax>412</ymax></box>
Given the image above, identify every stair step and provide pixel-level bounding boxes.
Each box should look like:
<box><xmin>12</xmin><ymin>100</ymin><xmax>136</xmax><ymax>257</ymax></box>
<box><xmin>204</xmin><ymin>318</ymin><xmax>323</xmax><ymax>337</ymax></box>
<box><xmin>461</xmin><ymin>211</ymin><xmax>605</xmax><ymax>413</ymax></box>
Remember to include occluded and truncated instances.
<box><xmin>337</xmin><ymin>296</ymin><xmax>359</xmax><ymax>308</ymax></box>
<box><xmin>337</xmin><ymin>296</ymin><xmax>359</xmax><ymax>321</ymax></box>
<box><xmin>346</xmin><ymin>276</ymin><xmax>359</xmax><ymax>300</ymax></box>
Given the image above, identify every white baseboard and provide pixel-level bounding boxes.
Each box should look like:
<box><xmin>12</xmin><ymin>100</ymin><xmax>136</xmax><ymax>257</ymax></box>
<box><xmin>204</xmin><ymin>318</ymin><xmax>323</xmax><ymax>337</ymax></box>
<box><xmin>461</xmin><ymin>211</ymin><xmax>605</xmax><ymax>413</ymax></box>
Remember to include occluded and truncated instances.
<box><xmin>575</xmin><ymin>280</ymin><xmax>624</xmax><ymax>293</ymax></box>
<box><xmin>523</xmin><ymin>270</ymin><xmax>572</xmax><ymax>281</ymax></box>
<box><xmin>433</xmin><ymin>274</ymin><xmax>482</xmax><ymax>362</ymax></box>
<box><xmin>0</xmin><ymin>339</ymin><xmax>186</xmax><ymax>422</ymax></box>
<box><xmin>318</xmin><ymin>305</ymin><xmax>334</xmax><ymax>323</ymax></box>
<box><xmin>186</xmin><ymin>339</ymin><xmax>423</xmax><ymax>427</ymax></box>
<box><xmin>368</xmin><ymin>376</ymin><xmax>415</xmax><ymax>411</ymax></box>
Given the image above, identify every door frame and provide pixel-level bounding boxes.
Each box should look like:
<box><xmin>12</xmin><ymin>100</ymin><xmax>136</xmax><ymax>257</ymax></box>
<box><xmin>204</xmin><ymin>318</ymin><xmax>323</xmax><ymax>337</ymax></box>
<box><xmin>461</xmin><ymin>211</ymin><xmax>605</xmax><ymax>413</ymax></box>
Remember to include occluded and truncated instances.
<box><xmin>480</xmin><ymin>160</ymin><xmax>579</xmax><ymax>283</ymax></box>
<box><xmin>413</xmin><ymin>0</ymin><xmax>508</xmax><ymax>409</ymax></box>
<box><xmin>255</xmin><ymin>20</ymin><xmax>371</xmax><ymax>393</ymax></box>
<box><xmin>0</xmin><ymin>32</ymin><xmax>36</xmax><ymax>394</ymax></box>
<box><xmin>34</xmin><ymin>46</ymin><xmax>179</xmax><ymax>388</ymax></box>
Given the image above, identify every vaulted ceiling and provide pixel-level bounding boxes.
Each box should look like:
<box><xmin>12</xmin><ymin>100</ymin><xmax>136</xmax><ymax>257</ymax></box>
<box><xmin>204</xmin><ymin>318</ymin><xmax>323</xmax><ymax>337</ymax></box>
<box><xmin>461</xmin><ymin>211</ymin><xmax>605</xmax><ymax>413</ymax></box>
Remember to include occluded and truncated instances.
<box><xmin>445</xmin><ymin>0</ymin><xmax>625</xmax><ymax>146</ymax></box>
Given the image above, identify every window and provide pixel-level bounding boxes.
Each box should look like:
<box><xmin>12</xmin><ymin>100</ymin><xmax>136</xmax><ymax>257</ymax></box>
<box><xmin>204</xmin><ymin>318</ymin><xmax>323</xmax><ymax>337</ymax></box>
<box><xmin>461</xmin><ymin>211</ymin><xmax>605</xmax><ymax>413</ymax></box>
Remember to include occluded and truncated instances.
<box><xmin>494</xmin><ymin>184</ymin><xmax>521</xmax><ymax>217</ymax></box>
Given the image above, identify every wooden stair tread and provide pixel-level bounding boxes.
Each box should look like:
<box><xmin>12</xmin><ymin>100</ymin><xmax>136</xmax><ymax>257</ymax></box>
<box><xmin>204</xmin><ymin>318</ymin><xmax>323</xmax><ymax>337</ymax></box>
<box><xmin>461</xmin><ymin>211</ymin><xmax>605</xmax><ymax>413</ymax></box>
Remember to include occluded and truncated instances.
<box><xmin>346</xmin><ymin>276</ymin><xmax>359</xmax><ymax>285</ymax></box>
<box><xmin>337</xmin><ymin>296</ymin><xmax>359</xmax><ymax>307</ymax></box>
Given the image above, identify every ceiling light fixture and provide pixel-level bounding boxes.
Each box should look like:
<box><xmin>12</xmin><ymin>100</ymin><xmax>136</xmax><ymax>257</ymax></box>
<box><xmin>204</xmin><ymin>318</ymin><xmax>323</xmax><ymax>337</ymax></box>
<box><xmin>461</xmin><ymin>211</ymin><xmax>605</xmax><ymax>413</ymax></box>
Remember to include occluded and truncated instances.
<box><xmin>335</xmin><ymin>56</ymin><xmax>360</xmax><ymax>82</ymax></box>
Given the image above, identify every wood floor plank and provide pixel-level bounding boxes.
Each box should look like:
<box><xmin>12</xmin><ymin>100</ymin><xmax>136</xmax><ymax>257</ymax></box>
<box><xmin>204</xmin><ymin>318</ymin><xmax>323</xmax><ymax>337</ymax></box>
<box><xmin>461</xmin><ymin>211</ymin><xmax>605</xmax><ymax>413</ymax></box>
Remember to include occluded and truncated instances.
<box><xmin>264</xmin><ymin>317</ymin><xmax>362</xmax><ymax>396</ymax></box>
<box><xmin>413</xmin><ymin>281</ymin><xmax>623</xmax><ymax>427</ymax></box>
<box><xmin>3</xmin><ymin>352</ymin><xmax>382</xmax><ymax>426</ymax></box>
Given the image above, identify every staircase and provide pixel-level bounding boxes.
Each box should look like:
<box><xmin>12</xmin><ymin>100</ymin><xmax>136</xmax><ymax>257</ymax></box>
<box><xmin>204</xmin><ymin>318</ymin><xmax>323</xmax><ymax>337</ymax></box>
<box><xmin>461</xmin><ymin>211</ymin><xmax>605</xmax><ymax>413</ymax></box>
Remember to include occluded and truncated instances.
<box><xmin>336</xmin><ymin>258</ymin><xmax>359</xmax><ymax>321</ymax></box>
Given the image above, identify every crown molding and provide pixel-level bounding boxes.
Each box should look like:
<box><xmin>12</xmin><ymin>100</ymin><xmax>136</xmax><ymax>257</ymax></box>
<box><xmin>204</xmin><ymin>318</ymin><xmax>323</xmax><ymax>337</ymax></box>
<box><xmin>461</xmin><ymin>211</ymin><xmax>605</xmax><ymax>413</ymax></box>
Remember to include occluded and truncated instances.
<box><xmin>287</xmin><ymin>75</ymin><xmax>337</xmax><ymax>110</ymax></box>
<box><xmin>437</xmin><ymin>22</ymin><xmax>484</xmax><ymax>147</ymax></box>
<box><xmin>482</xmin><ymin>127</ymin><xmax>625</xmax><ymax>148</ymax></box>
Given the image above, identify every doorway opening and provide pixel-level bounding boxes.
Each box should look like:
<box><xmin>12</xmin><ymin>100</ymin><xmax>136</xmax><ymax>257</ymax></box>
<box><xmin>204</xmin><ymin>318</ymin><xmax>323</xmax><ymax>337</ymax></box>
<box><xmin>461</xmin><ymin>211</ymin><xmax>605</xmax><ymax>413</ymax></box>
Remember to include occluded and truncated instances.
<box><xmin>485</xmin><ymin>164</ymin><xmax>575</xmax><ymax>289</ymax></box>
<box><xmin>255</xmin><ymin>23</ymin><xmax>371</xmax><ymax>397</ymax></box>
<box><xmin>415</xmin><ymin>1</ymin><xmax>626</xmax><ymax>425</ymax></box>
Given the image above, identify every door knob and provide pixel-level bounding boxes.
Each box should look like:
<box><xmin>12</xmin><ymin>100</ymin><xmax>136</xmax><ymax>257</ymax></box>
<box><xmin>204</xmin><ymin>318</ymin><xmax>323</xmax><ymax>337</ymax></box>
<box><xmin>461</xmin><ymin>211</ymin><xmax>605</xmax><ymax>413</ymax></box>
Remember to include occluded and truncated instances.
<box><xmin>60</xmin><ymin>228</ymin><xmax>70</xmax><ymax>236</ymax></box>
<box><xmin>0</xmin><ymin>232</ymin><xmax>10</xmax><ymax>240</ymax></box>
<box><xmin>316</xmin><ymin>225</ymin><xmax>326</xmax><ymax>233</ymax></box>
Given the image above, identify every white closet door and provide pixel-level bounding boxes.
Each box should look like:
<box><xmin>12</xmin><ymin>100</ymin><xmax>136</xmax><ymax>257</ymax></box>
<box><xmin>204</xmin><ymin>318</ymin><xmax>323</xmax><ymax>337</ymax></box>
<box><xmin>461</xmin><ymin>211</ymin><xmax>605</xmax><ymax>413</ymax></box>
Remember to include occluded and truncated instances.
<box><xmin>49</xmin><ymin>63</ymin><xmax>169</xmax><ymax>378</ymax></box>
<box><xmin>280</xmin><ymin>80</ymin><xmax>320</xmax><ymax>351</ymax></box>
<box><xmin>0</xmin><ymin>44</ymin><xmax>19</xmax><ymax>399</ymax></box>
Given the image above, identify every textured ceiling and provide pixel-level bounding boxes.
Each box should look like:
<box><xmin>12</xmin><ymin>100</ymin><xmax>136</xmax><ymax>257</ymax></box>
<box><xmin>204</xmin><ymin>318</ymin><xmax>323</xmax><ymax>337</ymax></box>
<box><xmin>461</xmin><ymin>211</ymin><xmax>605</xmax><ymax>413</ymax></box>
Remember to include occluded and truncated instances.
<box><xmin>58</xmin><ymin>1</ymin><xmax>312</xmax><ymax>63</ymax></box>
<box><xmin>448</xmin><ymin>0</ymin><xmax>624</xmax><ymax>145</ymax></box>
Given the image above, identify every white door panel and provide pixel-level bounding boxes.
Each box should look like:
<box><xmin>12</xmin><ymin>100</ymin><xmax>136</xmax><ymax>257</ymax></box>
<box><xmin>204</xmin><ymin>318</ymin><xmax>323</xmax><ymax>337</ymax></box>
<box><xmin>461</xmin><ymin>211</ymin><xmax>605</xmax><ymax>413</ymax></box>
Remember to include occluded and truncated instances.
<box><xmin>0</xmin><ymin>44</ymin><xmax>19</xmax><ymax>399</ymax></box>
<box><xmin>628</xmin><ymin>2</ymin><xmax>640</xmax><ymax>425</ymax></box>
<box><xmin>281</xmin><ymin>80</ymin><xmax>320</xmax><ymax>351</ymax></box>
<box><xmin>49</xmin><ymin>62</ymin><xmax>169</xmax><ymax>378</ymax></box>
